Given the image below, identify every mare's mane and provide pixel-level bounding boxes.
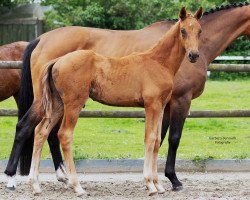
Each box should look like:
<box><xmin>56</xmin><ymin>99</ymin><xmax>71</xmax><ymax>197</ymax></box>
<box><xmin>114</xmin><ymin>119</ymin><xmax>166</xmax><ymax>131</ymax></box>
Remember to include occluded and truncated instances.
<box><xmin>162</xmin><ymin>2</ymin><xmax>249</xmax><ymax>23</ymax></box>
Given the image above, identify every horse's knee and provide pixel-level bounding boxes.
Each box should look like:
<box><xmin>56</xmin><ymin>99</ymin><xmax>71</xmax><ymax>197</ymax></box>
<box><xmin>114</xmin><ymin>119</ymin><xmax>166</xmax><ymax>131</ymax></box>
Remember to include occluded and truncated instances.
<box><xmin>58</xmin><ymin>131</ymin><xmax>72</xmax><ymax>150</ymax></box>
<box><xmin>153</xmin><ymin>137</ymin><xmax>161</xmax><ymax>153</ymax></box>
<box><xmin>145</xmin><ymin>134</ymin><xmax>157</xmax><ymax>152</ymax></box>
<box><xmin>14</xmin><ymin>121</ymin><xmax>31</xmax><ymax>142</ymax></box>
<box><xmin>35</xmin><ymin>128</ymin><xmax>50</xmax><ymax>139</ymax></box>
<box><xmin>168</xmin><ymin>135</ymin><xmax>181</xmax><ymax>150</ymax></box>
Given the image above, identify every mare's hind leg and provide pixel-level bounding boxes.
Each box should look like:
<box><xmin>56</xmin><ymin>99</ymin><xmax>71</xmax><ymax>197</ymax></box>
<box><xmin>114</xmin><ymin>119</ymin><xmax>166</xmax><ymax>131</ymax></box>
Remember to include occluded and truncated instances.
<box><xmin>5</xmin><ymin>101</ymin><xmax>42</xmax><ymax>190</ymax></box>
<box><xmin>57</xmin><ymin>100</ymin><xmax>87</xmax><ymax>196</ymax></box>
<box><xmin>29</xmin><ymin>106</ymin><xmax>63</xmax><ymax>194</ymax></box>
<box><xmin>143</xmin><ymin>100</ymin><xmax>164</xmax><ymax>196</ymax></box>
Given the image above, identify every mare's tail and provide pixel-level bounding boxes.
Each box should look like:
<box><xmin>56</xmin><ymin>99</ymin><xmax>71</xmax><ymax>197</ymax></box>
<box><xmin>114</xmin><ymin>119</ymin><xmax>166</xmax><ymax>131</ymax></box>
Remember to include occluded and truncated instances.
<box><xmin>19</xmin><ymin>39</ymin><xmax>40</xmax><ymax>175</ymax></box>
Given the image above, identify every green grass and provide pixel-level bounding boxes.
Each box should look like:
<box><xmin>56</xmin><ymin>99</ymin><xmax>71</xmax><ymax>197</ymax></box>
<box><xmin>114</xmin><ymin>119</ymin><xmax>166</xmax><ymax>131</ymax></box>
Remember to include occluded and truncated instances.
<box><xmin>0</xmin><ymin>80</ymin><xmax>250</xmax><ymax>160</ymax></box>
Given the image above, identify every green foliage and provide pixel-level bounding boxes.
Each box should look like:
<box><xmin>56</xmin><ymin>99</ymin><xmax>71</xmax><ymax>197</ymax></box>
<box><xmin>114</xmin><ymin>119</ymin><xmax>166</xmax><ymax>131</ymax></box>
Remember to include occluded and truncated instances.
<box><xmin>222</xmin><ymin>36</ymin><xmax>250</xmax><ymax>57</ymax></box>
<box><xmin>42</xmin><ymin>0</ymin><xmax>232</xmax><ymax>30</ymax></box>
<box><xmin>0</xmin><ymin>0</ymin><xmax>31</xmax><ymax>8</ymax></box>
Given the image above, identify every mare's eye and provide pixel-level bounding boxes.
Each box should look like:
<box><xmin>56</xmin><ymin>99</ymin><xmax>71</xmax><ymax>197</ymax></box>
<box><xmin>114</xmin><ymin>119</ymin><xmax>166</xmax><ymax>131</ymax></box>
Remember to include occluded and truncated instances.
<box><xmin>181</xmin><ymin>28</ymin><xmax>187</xmax><ymax>38</ymax></box>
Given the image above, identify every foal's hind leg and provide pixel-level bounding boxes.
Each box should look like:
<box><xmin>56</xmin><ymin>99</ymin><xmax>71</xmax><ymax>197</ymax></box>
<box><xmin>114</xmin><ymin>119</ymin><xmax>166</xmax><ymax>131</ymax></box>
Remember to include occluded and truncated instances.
<box><xmin>56</xmin><ymin>94</ymin><xmax>88</xmax><ymax>196</ymax></box>
<box><xmin>47</xmin><ymin>121</ymin><xmax>68</xmax><ymax>185</ymax></box>
<box><xmin>28</xmin><ymin>110</ymin><xmax>63</xmax><ymax>195</ymax></box>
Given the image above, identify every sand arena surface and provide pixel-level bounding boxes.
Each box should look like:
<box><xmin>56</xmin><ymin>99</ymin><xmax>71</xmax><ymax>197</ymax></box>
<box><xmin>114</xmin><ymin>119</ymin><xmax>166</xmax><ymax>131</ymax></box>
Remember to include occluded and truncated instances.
<box><xmin>0</xmin><ymin>172</ymin><xmax>249</xmax><ymax>200</ymax></box>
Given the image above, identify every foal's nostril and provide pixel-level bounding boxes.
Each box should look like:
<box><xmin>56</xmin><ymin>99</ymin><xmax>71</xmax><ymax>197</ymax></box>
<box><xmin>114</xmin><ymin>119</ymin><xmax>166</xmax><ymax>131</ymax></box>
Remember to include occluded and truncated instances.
<box><xmin>188</xmin><ymin>53</ymin><xmax>193</xmax><ymax>60</ymax></box>
<box><xmin>188</xmin><ymin>52</ymin><xmax>199</xmax><ymax>62</ymax></box>
<box><xmin>193</xmin><ymin>53</ymin><xmax>199</xmax><ymax>60</ymax></box>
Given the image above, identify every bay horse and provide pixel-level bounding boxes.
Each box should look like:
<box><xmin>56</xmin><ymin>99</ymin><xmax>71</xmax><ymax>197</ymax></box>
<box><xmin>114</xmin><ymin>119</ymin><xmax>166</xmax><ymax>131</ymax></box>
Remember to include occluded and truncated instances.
<box><xmin>27</xmin><ymin>7</ymin><xmax>202</xmax><ymax>196</ymax></box>
<box><xmin>0</xmin><ymin>41</ymin><xmax>28</xmax><ymax>105</ymax></box>
<box><xmin>5</xmin><ymin>2</ymin><xmax>250</xmax><ymax>191</ymax></box>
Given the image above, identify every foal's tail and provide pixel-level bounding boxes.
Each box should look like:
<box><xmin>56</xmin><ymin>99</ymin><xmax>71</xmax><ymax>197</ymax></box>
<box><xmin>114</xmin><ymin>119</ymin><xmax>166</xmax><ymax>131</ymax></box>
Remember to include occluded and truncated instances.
<box><xmin>41</xmin><ymin>59</ymin><xmax>61</xmax><ymax>119</ymax></box>
<box><xmin>19</xmin><ymin>39</ymin><xmax>40</xmax><ymax>175</ymax></box>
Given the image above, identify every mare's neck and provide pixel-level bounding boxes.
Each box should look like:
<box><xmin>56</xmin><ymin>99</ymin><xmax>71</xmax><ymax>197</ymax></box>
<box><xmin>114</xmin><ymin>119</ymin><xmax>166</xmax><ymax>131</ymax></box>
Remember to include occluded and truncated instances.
<box><xmin>201</xmin><ymin>6</ymin><xmax>250</xmax><ymax>63</ymax></box>
<box><xmin>147</xmin><ymin>21</ymin><xmax>185</xmax><ymax>75</ymax></box>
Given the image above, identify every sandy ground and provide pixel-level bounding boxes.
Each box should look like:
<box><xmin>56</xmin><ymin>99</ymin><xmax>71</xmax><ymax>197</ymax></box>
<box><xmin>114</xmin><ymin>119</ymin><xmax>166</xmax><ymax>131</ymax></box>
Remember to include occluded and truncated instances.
<box><xmin>0</xmin><ymin>172</ymin><xmax>249</xmax><ymax>200</ymax></box>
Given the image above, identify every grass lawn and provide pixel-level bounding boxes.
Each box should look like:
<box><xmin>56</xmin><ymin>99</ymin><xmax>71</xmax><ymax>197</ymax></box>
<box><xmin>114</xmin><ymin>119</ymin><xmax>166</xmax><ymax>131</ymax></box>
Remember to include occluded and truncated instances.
<box><xmin>0</xmin><ymin>80</ymin><xmax>250</xmax><ymax>160</ymax></box>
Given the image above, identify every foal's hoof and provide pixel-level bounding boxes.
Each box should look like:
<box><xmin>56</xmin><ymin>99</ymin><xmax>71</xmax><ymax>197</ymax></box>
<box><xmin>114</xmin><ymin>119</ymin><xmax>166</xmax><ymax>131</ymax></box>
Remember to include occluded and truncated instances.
<box><xmin>74</xmin><ymin>186</ymin><xmax>88</xmax><ymax>197</ymax></box>
<box><xmin>76</xmin><ymin>189</ymin><xmax>88</xmax><ymax>197</ymax></box>
<box><xmin>58</xmin><ymin>177</ymin><xmax>69</xmax><ymax>188</ymax></box>
<box><xmin>148</xmin><ymin>189</ymin><xmax>158</xmax><ymax>196</ymax></box>
<box><xmin>5</xmin><ymin>186</ymin><xmax>16</xmax><ymax>192</ymax></box>
<box><xmin>172</xmin><ymin>185</ymin><xmax>183</xmax><ymax>191</ymax></box>
<box><xmin>155</xmin><ymin>183</ymin><xmax>165</xmax><ymax>194</ymax></box>
<box><xmin>33</xmin><ymin>188</ymin><xmax>42</xmax><ymax>196</ymax></box>
<box><xmin>146</xmin><ymin>185</ymin><xmax>158</xmax><ymax>196</ymax></box>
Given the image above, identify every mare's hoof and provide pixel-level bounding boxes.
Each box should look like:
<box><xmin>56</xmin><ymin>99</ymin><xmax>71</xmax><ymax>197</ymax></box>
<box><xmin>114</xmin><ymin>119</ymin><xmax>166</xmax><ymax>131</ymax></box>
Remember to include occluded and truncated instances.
<box><xmin>5</xmin><ymin>186</ymin><xmax>16</xmax><ymax>192</ymax></box>
<box><xmin>172</xmin><ymin>185</ymin><xmax>183</xmax><ymax>191</ymax></box>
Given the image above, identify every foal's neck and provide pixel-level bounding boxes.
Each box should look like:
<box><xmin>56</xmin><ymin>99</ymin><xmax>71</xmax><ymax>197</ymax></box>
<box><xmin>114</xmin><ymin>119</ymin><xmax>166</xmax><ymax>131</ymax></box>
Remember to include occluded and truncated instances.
<box><xmin>147</xmin><ymin>21</ymin><xmax>185</xmax><ymax>75</ymax></box>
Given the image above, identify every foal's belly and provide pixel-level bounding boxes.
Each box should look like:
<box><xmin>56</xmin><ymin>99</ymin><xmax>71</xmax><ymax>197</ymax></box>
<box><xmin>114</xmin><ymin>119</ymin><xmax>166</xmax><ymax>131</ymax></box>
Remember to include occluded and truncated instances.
<box><xmin>89</xmin><ymin>80</ymin><xmax>144</xmax><ymax>107</ymax></box>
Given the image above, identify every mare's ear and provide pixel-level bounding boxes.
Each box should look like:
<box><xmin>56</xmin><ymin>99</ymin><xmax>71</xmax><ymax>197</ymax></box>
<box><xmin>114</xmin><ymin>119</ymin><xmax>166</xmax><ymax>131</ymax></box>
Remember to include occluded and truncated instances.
<box><xmin>194</xmin><ymin>7</ymin><xmax>203</xmax><ymax>19</ymax></box>
<box><xmin>179</xmin><ymin>6</ymin><xmax>187</xmax><ymax>21</ymax></box>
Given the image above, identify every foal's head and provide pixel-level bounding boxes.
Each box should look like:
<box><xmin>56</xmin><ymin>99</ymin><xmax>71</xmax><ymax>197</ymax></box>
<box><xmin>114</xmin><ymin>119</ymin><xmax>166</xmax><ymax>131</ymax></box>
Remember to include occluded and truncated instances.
<box><xmin>179</xmin><ymin>7</ymin><xmax>203</xmax><ymax>63</ymax></box>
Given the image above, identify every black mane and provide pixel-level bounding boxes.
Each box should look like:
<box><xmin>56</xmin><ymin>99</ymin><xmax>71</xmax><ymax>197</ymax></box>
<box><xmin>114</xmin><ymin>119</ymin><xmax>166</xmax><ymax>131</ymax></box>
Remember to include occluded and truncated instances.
<box><xmin>165</xmin><ymin>2</ymin><xmax>249</xmax><ymax>22</ymax></box>
<box><xmin>203</xmin><ymin>1</ymin><xmax>249</xmax><ymax>15</ymax></box>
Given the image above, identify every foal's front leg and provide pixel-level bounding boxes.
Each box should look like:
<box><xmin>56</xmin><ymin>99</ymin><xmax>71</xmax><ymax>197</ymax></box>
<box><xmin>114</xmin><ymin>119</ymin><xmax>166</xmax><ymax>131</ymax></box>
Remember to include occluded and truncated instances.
<box><xmin>144</xmin><ymin>101</ymin><xmax>164</xmax><ymax>195</ymax></box>
<box><xmin>152</xmin><ymin>110</ymin><xmax>165</xmax><ymax>194</ymax></box>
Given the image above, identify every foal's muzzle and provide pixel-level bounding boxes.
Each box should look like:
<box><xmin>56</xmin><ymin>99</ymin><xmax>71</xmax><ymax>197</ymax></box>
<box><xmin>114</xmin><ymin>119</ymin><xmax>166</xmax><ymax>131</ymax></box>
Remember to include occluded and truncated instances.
<box><xmin>188</xmin><ymin>51</ymin><xmax>199</xmax><ymax>63</ymax></box>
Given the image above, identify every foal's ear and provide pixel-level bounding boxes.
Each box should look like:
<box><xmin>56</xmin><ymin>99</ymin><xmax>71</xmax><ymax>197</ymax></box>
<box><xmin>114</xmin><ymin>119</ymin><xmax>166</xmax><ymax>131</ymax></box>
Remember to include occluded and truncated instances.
<box><xmin>179</xmin><ymin>6</ymin><xmax>187</xmax><ymax>20</ymax></box>
<box><xmin>194</xmin><ymin>7</ymin><xmax>203</xmax><ymax>20</ymax></box>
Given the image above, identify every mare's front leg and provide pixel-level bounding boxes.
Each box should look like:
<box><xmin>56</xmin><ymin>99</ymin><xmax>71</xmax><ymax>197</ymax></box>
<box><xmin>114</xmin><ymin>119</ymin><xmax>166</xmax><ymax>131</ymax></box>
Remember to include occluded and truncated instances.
<box><xmin>4</xmin><ymin>101</ymin><xmax>42</xmax><ymax>191</ymax></box>
<box><xmin>143</xmin><ymin>100</ymin><xmax>164</xmax><ymax>196</ymax></box>
<box><xmin>165</xmin><ymin>95</ymin><xmax>191</xmax><ymax>191</ymax></box>
<box><xmin>160</xmin><ymin>103</ymin><xmax>170</xmax><ymax>146</ymax></box>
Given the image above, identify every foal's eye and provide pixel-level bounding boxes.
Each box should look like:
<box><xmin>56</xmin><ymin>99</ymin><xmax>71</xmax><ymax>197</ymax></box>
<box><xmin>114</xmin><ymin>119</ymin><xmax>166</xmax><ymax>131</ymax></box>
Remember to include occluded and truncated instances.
<box><xmin>181</xmin><ymin>28</ymin><xmax>187</xmax><ymax>38</ymax></box>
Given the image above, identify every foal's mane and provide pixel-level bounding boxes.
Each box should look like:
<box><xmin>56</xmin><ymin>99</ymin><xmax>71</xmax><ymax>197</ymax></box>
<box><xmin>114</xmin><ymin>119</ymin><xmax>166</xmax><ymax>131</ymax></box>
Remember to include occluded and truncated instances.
<box><xmin>164</xmin><ymin>2</ymin><xmax>249</xmax><ymax>23</ymax></box>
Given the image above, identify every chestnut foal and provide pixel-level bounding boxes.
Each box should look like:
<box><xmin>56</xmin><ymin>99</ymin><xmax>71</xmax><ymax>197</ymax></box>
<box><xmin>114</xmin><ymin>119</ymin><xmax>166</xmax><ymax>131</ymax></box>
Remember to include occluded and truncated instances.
<box><xmin>28</xmin><ymin>7</ymin><xmax>202</xmax><ymax>196</ymax></box>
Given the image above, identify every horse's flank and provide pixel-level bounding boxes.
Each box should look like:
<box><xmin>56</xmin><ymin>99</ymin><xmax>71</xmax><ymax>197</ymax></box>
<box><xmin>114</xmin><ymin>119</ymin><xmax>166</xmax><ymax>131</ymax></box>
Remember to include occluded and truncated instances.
<box><xmin>0</xmin><ymin>41</ymin><xmax>28</xmax><ymax>102</ymax></box>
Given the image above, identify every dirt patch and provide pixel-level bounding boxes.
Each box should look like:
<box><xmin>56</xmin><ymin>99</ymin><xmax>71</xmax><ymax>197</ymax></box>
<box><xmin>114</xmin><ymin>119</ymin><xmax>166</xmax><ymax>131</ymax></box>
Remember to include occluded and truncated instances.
<box><xmin>0</xmin><ymin>172</ymin><xmax>249</xmax><ymax>200</ymax></box>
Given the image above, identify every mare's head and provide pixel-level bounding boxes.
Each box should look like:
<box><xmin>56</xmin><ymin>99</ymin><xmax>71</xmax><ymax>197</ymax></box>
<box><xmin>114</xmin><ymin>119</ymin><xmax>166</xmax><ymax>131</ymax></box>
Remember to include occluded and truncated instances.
<box><xmin>179</xmin><ymin>7</ymin><xmax>203</xmax><ymax>63</ymax></box>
